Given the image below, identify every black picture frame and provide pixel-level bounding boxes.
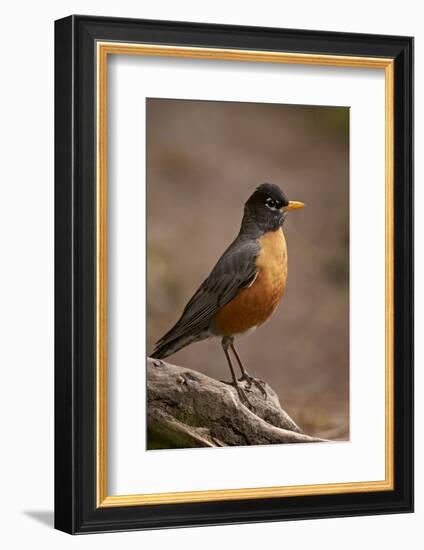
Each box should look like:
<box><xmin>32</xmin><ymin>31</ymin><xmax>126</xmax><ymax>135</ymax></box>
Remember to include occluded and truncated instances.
<box><xmin>55</xmin><ymin>14</ymin><xmax>413</xmax><ymax>534</ymax></box>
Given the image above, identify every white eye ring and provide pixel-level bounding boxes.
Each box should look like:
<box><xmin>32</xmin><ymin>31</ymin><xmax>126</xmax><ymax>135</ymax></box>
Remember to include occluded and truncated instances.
<box><xmin>265</xmin><ymin>197</ymin><xmax>276</xmax><ymax>209</ymax></box>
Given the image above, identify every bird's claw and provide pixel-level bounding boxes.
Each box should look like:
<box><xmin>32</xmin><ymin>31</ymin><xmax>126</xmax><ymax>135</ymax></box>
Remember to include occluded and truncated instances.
<box><xmin>239</xmin><ymin>374</ymin><xmax>267</xmax><ymax>399</ymax></box>
<box><xmin>222</xmin><ymin>379</ymin><xmax>256</xmax><ymax>412</ymax></box>
<box><xmin>235</xmin><ymin>385</ymin><xmax>256</xmax><ymax>412</ymax></box>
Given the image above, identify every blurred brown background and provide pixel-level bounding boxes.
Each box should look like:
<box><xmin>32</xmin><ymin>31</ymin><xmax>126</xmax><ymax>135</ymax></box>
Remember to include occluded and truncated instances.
<box><xmin>146</xmin><ymin>98</ymin><xmax>349</xmax><ymax>439</ymax></box>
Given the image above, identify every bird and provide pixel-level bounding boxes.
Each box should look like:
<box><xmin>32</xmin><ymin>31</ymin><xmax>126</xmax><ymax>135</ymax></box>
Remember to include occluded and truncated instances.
<box><xmin>151</xmin><ymin>183</ymin><xmax>305</xmax><ymax>409</ymax></box>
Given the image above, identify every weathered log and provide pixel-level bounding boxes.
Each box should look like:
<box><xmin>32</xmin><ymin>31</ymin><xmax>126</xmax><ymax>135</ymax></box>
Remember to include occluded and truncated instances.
<box><xmin>147</xmin><ymin>357</ymin><xmax>326</xmax><ymax>449</ymax></box>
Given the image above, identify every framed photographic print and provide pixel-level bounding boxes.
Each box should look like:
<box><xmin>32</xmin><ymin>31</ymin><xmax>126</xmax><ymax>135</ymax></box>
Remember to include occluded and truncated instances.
<box><xmin>54</xmin><ymin>15</ymin><xmax>413</xmax><ymax>534</ymax></box>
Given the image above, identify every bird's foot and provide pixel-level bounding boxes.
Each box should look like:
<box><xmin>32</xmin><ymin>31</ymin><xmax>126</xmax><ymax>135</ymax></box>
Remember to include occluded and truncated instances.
<box><xmin>239</xmin><ymin>373</ymin><xmax>267</xmax><ymax>399</ymax></box>
<box><xmin>235</xmin><ymin>384</ymin><xmax>257</xmax><ymax>412</ymax></box>
<box><xmin>221</xmin><ymin>379</ymin><xmax>256</xmax><ymax>412</ymax></box>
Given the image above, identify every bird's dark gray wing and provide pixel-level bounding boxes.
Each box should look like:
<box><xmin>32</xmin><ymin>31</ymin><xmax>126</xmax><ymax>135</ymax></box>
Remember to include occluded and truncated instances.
<box><xmin>153</xmin><ymin>238</ymin><xmax>260</xmax><ymax>353</ymax></box>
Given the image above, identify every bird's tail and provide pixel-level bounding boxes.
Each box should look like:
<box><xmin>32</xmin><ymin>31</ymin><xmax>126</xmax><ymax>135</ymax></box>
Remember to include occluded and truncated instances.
<box><xmin>150</xmin><ymin>339</ymin><xmax>181</xmax><ymax>359</ymax></box>
<box><xmin>150</xmin><ymin>332</ymin><xmax>208</xmax><ymax>360</ymax></box>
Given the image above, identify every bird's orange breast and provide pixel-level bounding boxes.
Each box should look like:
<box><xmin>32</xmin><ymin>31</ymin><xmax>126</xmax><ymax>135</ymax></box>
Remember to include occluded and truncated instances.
<box><xmin>212</xmin><ymin>229</ymin><xmax>288</xmax><ymax>336</ymax></box>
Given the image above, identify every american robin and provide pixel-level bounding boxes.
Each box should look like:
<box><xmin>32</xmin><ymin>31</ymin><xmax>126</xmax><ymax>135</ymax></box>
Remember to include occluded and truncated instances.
<box><xmin>151</xmin><ymin>183</ymin><xmax>304</xmax><ymax>408</ymax></box>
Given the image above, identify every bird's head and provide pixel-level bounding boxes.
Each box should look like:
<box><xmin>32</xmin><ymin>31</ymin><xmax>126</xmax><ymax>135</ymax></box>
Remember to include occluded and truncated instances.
<box><xmin>244</xmin><ymin>183</ymin><xmax>305</xmax><ymax>232</ymax></box>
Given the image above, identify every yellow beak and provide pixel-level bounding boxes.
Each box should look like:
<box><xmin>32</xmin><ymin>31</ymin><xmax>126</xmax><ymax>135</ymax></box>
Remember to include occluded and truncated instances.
<box><xmin>285</xmin><ymin>200</ymin><xmax>305</xmax><ymax>211</ymax></box>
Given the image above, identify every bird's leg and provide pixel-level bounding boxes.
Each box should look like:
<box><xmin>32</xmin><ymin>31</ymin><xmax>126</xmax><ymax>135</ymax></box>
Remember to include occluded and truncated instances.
<box><xmin>230</xmin><ymin>342</ymin><xmax>267</xmax><ymax>399</ymax></box>
<box><xmin>221</xmin><ymin>337</ymin><xmax>255</xmax><ymax>411</ymax></box>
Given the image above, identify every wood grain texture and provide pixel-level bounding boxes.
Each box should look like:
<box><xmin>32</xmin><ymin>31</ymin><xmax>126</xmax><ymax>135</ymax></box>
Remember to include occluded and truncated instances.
<box><xmin>147</xmin><ymin>357</ymin><xmax>325</xmax><ymax>448</ymax></box>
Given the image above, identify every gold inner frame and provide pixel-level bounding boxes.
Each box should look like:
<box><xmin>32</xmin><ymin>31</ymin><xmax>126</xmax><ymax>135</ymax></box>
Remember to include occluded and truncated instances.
<box><xmin>96</xmin><ymin>42</ymin><xmax>395</xmax><ymax>508</ymax></box>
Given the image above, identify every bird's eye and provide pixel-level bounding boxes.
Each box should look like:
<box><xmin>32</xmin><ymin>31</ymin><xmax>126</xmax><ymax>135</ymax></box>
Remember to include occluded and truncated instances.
<box><xmin>265</xmin><ymin>197</ymin><xmax>276</xmax><ymax>209</ymax></box>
